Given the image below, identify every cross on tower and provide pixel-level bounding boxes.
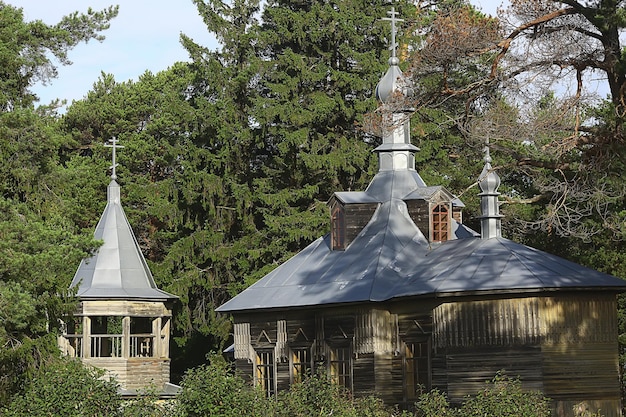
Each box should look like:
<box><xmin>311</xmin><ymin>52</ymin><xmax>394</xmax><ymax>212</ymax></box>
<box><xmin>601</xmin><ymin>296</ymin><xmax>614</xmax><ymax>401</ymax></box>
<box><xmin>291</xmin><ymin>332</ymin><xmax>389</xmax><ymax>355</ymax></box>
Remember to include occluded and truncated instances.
<box><xmin>381</xmin><ymin>1</ymin><xmax>404</xmax><ymax>59</ymax></box>
<box><xmin>104</xmin><ymin>137</ymin><xmax>124</xmax><ymax>180</ymax></box>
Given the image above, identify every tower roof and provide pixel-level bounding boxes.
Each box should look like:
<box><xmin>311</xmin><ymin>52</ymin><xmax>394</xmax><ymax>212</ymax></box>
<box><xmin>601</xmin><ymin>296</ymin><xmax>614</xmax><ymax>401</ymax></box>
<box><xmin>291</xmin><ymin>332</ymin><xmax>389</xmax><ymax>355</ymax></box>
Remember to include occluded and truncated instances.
<box><xmin>70</xmin><ymin>140</ymin><xmax>176</xmax><ymax>301</ymax></box>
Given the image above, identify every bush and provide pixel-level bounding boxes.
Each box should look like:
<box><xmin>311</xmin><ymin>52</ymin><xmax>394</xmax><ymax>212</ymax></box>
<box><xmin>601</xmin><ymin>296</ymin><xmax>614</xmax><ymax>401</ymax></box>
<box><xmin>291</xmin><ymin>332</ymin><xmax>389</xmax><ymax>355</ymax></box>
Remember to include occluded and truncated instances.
<box><xmin>176</xmin><ymin>354</ymin><xmax>271</xmax><ymax>417</ymax></box>
<box><xmin>2</xmin><ymin>357</ymin><xmax>122</xmax><ymax>416</ymax></box>
<box><xmin>415</xmin><ymin>372</ymin><xmax>550</xmax><ymax>417</ymax></box>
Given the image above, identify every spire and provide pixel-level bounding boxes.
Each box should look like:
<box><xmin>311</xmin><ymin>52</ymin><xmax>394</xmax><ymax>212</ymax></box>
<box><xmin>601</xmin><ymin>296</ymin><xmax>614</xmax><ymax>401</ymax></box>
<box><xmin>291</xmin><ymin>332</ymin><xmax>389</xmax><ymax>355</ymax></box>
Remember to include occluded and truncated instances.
<box><xmin>373</xmin><ymin>2</ymin><xmax>418</xmax><ymax>174</ymax></box>
<box><xmin>478</xmin><ymin>139</ymin><xmax>503</xmax><ymax>239</ymax></box>
<box><xmin>70</xmin><ymin>138</ymin><xmax>176</xmax><ymax>301</ymax></box>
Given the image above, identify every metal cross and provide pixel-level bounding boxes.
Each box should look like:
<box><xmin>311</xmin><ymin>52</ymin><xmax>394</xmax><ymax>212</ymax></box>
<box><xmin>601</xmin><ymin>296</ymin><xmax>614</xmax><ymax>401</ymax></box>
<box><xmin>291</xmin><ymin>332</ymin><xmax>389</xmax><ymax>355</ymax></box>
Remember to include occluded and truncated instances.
<box><xmin>381</xmin><ymin>2</ymin><xmax>404</xmax><ymax>59</ymax></box>
<box><xmin>104</xmin><ymin>137</ymin><xmax>124</xmax><ymax>180</ymax></box>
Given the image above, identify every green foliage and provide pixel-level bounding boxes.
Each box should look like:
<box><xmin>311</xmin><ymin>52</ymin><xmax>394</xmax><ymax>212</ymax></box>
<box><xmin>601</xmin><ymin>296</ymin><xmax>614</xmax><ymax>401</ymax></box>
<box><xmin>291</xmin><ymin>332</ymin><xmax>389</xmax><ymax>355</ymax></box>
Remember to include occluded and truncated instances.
<box><xmin>415</xmin><ymin>373</ymin><xmax>550</xmax><ymax>417</ymax></box>
<box><xmin>2</xmin><ymin>357</ymin><xmax>122</xmax><ymax>417</ymax></box>
<box><xmin>0</xmin><ymin>2</ymin><xmax>118</xmax><ymax>110</ymax></box>
<box><xmin>176</xmin><ymin>354</ymin><xmax>268</xmax><ymax>417</ymax></box>
<box><xmin>274</xmin><ymin>369</ymin><xmax>403</xmax><ymax>417</ymax></box>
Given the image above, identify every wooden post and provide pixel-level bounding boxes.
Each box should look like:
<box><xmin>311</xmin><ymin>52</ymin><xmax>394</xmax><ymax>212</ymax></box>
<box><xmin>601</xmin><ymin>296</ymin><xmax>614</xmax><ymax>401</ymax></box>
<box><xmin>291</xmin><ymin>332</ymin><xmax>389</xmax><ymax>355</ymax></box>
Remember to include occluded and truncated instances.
<box><xmin>122</xmin><ymin>316</ymin><xmax>131</xmax><ymax>358</ymax></box>
<box><xmin>161</xmin><ymin>317</ymin><xmax>170</xmax><ymax>359</ymax></box>
<box><xmin>153</xmin><ymin>317</ymin><xmax>161</xmax><ymax>357</ymax></box>
<box><xmin>83</xmin><ymin>316</ymin><xmax>91</xmax><ymax>358</ymax></box>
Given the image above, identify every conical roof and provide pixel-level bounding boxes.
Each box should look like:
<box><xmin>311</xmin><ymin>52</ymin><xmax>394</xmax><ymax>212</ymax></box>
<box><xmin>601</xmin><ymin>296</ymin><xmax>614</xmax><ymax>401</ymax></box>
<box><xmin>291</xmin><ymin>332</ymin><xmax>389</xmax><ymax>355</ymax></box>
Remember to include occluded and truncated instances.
<box><xmin>70</xmin><ymin>180</ymin><xmax>176</xmax><ymax>301</ymax></box>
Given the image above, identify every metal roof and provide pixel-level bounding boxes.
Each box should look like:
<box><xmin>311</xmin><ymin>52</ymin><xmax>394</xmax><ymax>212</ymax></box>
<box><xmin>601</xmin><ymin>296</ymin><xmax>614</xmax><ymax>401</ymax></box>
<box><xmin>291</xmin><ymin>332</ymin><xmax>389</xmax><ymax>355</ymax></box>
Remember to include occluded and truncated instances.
<box><xmin>217</xmin><ymin>166</ymin><xmax>626</xmax><ymax>313</ymax></box>
<box><xmin>70</xmin><ymin>180</ymin><xmax>177</xmax><ymax>301</ymax></box>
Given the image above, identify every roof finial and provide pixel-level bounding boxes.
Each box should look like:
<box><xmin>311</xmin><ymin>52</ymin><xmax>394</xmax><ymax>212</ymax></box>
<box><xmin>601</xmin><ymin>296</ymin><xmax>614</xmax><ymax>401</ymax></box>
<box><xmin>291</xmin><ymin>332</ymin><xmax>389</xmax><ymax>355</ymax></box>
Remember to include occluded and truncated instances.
<box><xmin>484</xmin><ymin>137</ymin><xmax>492</xmax><ymax>164</ymax></box>
<box><xmin>104</xmin><ymin>137</ymin><xmax>124</xmax><ymax>180</ymax></box>
<box><xmin>381</xmin><ymin>1</ymin><xmax>403</xmax><ymax>64</ymax></box>
<box><xmin>375</xmin><ymin>1</ymin><xmax>411</xmax><ymax>104</ymax></box>
<box><xmin>478</xmin><ymin>136</ymin><xmax>502</xmax><ymax>239</ymax></box>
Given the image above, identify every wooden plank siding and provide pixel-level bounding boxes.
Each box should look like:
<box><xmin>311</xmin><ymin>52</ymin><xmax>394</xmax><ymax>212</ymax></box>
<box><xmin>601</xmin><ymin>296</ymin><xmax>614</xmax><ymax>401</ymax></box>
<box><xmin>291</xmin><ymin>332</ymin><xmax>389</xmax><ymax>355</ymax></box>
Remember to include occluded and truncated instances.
<box><xmin>443</xmin><ymin>346</ymin><xmax>544</xmax><ymax>401</ymax></box>
<box><xmin>432</xmin><ymin>294</ymin><xmax>621</xmax><ymax>416</ymax></box>
<box><xmin>231</xmin><ymin>294</ymin><xmax>621</xmax><ymax>417</ymax></box>
<box><xmin>84</xmin><ymin>357</ymin><xmax>170</xmax><ymax>390</ymax></box>
<box><xmin>343</xmin><ymin>203</ymin><xmax>378</xmax><ymax>247</ymax></box>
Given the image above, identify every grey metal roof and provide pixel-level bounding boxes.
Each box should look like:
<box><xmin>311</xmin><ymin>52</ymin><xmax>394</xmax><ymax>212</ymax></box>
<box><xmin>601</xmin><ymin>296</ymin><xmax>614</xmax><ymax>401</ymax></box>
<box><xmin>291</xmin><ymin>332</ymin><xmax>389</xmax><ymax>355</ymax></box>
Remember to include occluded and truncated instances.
<box><xmin>70</xmin><ymin>180</ymin><xmax>177</xmax><ymax>301</ymax></box>
<box><xmin>217</xmin><ymin>166</ymin><xmax>626</xmax><ymax>313</ymax></box>
<box><xmin>217</xmin><ymin>209</ymin><xmax>626</xmax><ymax>313</ymax></box>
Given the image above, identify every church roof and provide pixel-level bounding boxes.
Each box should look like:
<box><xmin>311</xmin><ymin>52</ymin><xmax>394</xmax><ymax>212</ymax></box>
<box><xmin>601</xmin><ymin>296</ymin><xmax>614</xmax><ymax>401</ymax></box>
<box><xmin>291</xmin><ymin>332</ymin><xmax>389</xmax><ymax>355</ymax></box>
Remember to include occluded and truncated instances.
<box><xmin>70</xmin><ymin>180</ymin><xmax>177</xmax><ymax>301</ymax></box>
<box><xmin>217</xmin><ymin>197</ymin><xmax>625</xmax><ymax>314</ymax></box>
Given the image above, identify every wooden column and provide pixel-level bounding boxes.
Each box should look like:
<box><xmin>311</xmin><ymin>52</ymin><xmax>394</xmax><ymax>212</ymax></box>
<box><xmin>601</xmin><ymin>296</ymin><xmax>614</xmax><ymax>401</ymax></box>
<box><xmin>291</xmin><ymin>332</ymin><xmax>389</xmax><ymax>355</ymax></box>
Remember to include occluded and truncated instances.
<box><xmin>152</xmin><ymin>317</ymin><xmax>161</xmax><ymax>357</ymax></box>
<box><xmin>83</xmin><ymin>316</ymin><xmax>91</xmax><ymax>358</ymax></box>
<box><xmin>161</xmin><ymin>317</ymin><xmax>170</xmax><ymax>359</ymax></box>
<box><xmin>122</xmin><ymin>316</ymin><xmax>131</xmax><ymax>358</ymax></box>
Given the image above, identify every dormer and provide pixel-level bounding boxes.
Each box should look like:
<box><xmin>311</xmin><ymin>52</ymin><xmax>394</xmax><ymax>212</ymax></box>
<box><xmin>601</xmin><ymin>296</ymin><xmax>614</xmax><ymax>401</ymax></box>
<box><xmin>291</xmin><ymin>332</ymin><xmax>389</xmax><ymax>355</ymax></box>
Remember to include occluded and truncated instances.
<box><xmin>328</xmin><ymin>192</ymin><xmax>380</xmax><ymax>250</ymax></box>
<box><xmin>404</xmin><ymin>187</ymin><xmax>457</xmax><ymax>243</ymax></box>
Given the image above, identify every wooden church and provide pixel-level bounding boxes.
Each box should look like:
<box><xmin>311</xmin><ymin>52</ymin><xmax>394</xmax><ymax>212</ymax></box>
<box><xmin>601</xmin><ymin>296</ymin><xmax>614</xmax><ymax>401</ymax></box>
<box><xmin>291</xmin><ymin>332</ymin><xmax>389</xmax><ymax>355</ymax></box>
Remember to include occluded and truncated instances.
<box><xmin>216</xmin><ymin>7</ymin><xmax>626</xmax><ymax>417</ymax></box>
<box><xmin>58</xmin><ymin>140</ymin><xmax>179</xmax><ymax>398</ymax></box>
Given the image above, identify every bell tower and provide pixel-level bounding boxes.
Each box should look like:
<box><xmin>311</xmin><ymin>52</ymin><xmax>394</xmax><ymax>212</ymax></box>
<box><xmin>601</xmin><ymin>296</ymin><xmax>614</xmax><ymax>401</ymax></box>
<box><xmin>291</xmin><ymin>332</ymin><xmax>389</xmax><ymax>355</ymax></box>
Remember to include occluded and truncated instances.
<box><xmin>58</xmin><ymin>138</ymin><xmax>179</xmax><ymax>397</ymax></box>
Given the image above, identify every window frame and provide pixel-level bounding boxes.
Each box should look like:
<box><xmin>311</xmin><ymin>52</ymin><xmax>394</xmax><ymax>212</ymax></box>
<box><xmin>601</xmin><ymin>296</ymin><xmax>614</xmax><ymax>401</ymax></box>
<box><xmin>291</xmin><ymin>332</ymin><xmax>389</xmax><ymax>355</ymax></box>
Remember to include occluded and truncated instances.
<box><xmin>402</xmin><ymin>339</ymin><xmax>431</xmax><ymax>402</ymax></box>
<box><xmin>327</xmin><ymin>344</ymin><xmax>353</xmax><ymax>390</ymax></box>
<box><xmin>431</xmin><ymin>203</ymin><xmax>450</xmax><ymax>242</ymax></box>
<box><xmin>255</xmin><ymin>349</ymin><xmax>276</xmax><ymax>397</ymax></box>
<box><xmin>289</xmin><ymin>345</ymin><xmax>313</xmax><ymax>384</ymax></box>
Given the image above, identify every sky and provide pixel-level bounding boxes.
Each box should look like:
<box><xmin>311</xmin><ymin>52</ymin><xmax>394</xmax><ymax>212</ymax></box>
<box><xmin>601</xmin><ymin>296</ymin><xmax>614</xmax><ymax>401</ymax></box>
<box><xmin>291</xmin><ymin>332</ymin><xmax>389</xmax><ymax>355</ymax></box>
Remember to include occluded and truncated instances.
<box><xmin>12</xmin><ymin>0</ymin><xmax>505</xmax><ymax>110</ymax></box>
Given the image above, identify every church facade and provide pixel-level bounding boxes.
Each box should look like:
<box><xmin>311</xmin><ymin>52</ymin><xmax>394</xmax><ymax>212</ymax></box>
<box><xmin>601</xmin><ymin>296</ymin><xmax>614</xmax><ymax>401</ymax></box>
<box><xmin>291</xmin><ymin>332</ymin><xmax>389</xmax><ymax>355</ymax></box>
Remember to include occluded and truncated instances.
<box><xmin>58</xmin><ymin>140</ymin><xmax>179</xmax><ymax>398</ymax></box>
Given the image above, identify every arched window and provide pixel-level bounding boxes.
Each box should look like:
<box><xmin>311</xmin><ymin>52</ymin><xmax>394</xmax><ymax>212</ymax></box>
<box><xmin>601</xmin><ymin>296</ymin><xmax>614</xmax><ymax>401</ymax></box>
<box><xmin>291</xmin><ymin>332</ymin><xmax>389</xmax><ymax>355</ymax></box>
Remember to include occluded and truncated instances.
<box><xmin>431</xmin><ymin>204</ymin><xmax>449</xmax><ymax>242</ymax></box>
<box><xmin>331</xmin><ymin>206</ymin><xmax>345</xmax><ymax>250</ymax></box>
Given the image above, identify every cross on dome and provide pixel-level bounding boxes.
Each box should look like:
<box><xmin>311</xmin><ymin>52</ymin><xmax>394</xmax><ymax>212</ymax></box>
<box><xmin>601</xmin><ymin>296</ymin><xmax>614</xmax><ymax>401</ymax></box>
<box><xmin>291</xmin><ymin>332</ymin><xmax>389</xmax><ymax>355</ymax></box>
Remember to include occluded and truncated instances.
<box><xmin>381</xmin><ymin>2</ymin><xmax>404</xmax><ymax>62</ymax></box>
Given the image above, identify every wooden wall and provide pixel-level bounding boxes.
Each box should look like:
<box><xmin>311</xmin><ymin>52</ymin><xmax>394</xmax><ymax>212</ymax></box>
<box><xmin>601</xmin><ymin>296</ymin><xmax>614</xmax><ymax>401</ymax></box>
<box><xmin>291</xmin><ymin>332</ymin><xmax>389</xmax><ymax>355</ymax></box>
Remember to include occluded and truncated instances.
<box><xmin>84</xmin><ymin>357</ymin><xmax>170</xmax><ymax>390</ymax></box>
<box><xmin>232</xmin><ymin>293</ymin><xmax>622</xmax><ymax>417</ymax></box>
<box><xmin>432</xmin><ymin>294</ymin><xmax>621</xmax><ymax>417</ymax></box>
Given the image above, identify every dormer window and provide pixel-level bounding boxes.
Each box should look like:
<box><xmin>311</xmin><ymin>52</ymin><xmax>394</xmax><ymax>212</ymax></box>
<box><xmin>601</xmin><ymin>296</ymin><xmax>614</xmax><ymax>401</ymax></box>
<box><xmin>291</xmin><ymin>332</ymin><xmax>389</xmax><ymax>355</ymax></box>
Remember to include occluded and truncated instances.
<box><xmin>331</xmin><ymin>206</ymin><xmax>346</xmax><ymax>250</ymax></box>
<box><xmin>431</xmin><ymin>204</ymin><xmax>450</xmax><ymax>242</ymax></box>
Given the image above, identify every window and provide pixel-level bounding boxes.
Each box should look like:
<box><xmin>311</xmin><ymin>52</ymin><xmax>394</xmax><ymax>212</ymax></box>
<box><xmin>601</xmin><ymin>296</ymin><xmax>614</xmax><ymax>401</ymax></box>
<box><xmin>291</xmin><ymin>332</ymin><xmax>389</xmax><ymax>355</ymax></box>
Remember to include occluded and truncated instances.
<box><xmin>90</xmin><ymin>316</ymin><xmax>123</xmax><ymax>358</ymax></box>
<box><xmin>331</xmin><ymin>205</ymin><xmax>345</xmax><ymax>250</ymax></box>
<box><xmin>431</xmin><ymin>204</ymin><xmax>449</xmax><ymax>242</ymax></box>
<box><xmin>290</xmin><ymin>347</ymin><xmax>312</xmax><ymax>384</ymax></box>
<box><xmin>255</xmin><ymin>350</ymin><xmax>276</xmax><ymax>397</ymax></box>
<box><xmin>403</xmin><ymin>341</ymin><xmax>430</xmax><ymax>401</ymax></box>
<box><xmin>130</xmin><ymin>317</ymin><xmax>155</xmax><ymax>357</ymax></box>
<box><xmin>329</xmin><ymin>346</ymin><xmax>352</xmax><ymax>390</ymax></box>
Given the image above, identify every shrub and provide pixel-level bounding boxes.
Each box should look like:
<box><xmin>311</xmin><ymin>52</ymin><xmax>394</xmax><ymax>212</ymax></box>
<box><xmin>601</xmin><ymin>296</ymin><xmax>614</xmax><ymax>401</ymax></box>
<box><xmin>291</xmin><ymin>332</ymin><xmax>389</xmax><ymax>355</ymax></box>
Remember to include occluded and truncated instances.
<box><xmin>416</xmin><ymin>372</ymin><xmax>550</xmax><ymax>417</ymax></box>
<box><xmin>176</xmin><ymin>354</ymin><xmax>271</xmax><ymax>417</ymax></box>
<box><xmin>2</xmin><ymin>357</ymin><xmax>122</xmax><ymax>416</ymax></box>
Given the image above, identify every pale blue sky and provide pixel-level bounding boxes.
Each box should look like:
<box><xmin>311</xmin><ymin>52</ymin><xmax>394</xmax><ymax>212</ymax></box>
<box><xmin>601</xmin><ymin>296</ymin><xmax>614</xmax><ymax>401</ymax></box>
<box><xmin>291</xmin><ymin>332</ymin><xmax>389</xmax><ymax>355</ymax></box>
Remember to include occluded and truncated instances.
<box><xmin>12</xmin><ymin>0</ymin><xmax>504</xmax><ymax>110</ymax></box>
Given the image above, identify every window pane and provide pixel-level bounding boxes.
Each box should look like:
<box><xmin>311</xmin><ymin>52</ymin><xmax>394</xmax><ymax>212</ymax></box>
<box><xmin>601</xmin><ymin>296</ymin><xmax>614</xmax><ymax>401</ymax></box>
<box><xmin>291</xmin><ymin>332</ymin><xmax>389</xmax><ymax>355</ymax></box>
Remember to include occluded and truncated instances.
<box><xmin>291</xmin><ymin>348</ymin><xmax>312</xmax><ymax>383</ymax></box>
<box><xmin>256</xmin><ymin>350</ymin><xmax>275</xmax><ymax>397</ymax></box>
<box><xmin>404</xmin><ymin>342</ymin><xmax>430</xmax><ymax>400</ymax></box>
<box><xmin>431</xmin><ymin>204</ymin><xmax>449</xmax><ymax>242</ymax></box>
<box><xmin>329</xmin><ymin>347</ymin><xmax>351</xmax><ymax>390</ymax></box>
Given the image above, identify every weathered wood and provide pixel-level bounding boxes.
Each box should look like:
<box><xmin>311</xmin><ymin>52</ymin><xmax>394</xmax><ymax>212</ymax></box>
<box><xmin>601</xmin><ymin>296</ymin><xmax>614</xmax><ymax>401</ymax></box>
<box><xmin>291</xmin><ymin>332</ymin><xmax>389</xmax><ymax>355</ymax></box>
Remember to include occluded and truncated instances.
<box><xmin>79</xmin><ymin>300</ymin><xmax>172</xmax><ymax>317</ymax></box>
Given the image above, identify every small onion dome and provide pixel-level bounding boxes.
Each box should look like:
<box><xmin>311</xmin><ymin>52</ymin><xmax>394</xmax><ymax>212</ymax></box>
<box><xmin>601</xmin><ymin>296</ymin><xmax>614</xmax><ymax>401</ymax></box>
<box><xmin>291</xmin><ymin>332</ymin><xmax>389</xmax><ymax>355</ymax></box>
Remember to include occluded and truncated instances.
<box><xmin>375</xmin><ymin>56</ymin><xmax>412</xmax><ymax>104</ymax></box>
<box><xmin>478</xmin><ymin>155</ymin><xmax>501</xmax><ymax>194</ymax></box>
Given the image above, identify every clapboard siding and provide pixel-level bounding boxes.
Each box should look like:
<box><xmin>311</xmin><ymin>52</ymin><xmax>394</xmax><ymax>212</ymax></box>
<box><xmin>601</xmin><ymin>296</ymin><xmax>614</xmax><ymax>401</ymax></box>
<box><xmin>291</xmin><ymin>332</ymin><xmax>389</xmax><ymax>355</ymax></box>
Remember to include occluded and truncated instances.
<box><xmin>84</xmin><ymin>357</ymin><xmax>170</xmax><ymax>390</ymax></box>
<box><xmin>444</xmin><ymin>346</ymin><xmax>543</xmax><ymax>401</ymax></box>
<box><xmin>353</xmin><ymin>353</ymin><xmax>375</xmax><ymax>396</ymax></box>
<box><xmin>79</xmin><ymin>300</ymin><xmax>172</xmax><ymax>317</ymax></box>
<box><xmin>232</xmin><ymin>294</ymin><xmax>622</xmax><ymax>417</ymax></box>
<box><xmin>344</xmin><ymin>204</ymin><xmax>378</xmax><ymax>246</ymax></box>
